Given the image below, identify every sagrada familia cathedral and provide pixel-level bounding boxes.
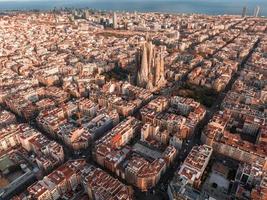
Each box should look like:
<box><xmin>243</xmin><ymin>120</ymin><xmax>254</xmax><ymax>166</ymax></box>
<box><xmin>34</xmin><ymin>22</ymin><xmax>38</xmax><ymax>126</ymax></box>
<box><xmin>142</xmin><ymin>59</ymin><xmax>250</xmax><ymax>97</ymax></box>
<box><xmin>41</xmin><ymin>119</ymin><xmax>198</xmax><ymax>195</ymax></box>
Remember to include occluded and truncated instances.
<box><xmin>136</xmin><ymin>40</ymin><xmax>166</xmax><ymax>90</ymax></box>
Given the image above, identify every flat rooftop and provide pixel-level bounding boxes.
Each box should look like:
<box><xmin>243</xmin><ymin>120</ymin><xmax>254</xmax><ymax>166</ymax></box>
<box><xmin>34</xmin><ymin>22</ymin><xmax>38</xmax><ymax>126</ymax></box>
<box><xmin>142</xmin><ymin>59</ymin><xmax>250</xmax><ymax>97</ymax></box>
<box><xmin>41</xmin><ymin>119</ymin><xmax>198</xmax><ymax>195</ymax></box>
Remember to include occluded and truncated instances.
<box><xmin>133</xmin><ymin>142</ymin><xmax>162</xmax><ymax>160</ymax></box>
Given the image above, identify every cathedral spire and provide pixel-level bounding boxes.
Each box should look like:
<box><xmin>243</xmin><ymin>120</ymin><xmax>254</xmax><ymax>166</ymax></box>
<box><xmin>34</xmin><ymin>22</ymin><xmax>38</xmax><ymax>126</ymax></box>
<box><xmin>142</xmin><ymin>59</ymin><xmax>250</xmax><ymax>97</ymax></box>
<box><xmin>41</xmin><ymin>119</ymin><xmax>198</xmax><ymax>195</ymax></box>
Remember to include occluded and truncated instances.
<box><xmin>137</xmin><ymin>41</ymin><xmax>165</xmax><ymax>90</ymax></box>
<box><xmin>137</xmin><ymin>43</ymin><xmax>149</xmax><ymax>87</ymax></box>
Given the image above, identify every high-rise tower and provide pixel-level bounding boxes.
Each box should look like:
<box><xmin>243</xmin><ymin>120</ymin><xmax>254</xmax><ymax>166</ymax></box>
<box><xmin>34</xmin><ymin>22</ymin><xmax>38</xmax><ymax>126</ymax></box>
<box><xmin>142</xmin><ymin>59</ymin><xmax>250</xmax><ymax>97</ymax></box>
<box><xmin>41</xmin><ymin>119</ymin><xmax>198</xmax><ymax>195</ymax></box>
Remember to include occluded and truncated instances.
<box><xmin>254</xmin><ymin>6</ymin><xmax>260</xmax><ymax>17</ymax></box>
<box><xmin>242</xmin><ymin>6</ymin><xmax>247</xmax><ymax>18</ymax></box>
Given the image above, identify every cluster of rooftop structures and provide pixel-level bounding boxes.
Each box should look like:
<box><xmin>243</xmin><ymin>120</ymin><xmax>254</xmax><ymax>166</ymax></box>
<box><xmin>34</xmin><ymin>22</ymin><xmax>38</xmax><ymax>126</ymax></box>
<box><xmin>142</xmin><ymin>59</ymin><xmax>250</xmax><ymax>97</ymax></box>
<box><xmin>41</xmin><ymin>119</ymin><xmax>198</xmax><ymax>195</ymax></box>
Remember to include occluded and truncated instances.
<box><xmin>37</xmin><ymin>98</ymin><xmax>119</xmax><ymax>150</ymax></box>
<box><xmin>93</xmin><ymin>116</ymin><xmax>178</xmax><ymax>191</ymax></box>
<box><xmin>0</xmin><ymin>109</ymin><xmax>64</xmax><ymax>199</ymax></box>
<box><xmin>140</xmin><ymin>96</ymin><xmax>206</xmax><ymax>144</ymax></box>
<box><xmin>200</xmin><ymin>36</ymin><xmax>267</xmax><ymax>199</ymax></box>
<box><xmin>0</xmin><ymin>8</ymin><xmax>266</xmax><ymax>200</ymax></box>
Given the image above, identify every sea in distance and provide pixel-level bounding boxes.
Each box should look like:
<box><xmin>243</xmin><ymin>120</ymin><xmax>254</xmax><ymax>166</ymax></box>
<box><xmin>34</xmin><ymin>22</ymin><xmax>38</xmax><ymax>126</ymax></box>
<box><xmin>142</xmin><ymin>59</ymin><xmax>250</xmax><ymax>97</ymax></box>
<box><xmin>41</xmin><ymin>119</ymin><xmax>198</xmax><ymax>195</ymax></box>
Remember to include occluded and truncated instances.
<box><xmin>0</xmin><ymin>0</ymin><xmax>267</xmax><ymax>16</ymax></box>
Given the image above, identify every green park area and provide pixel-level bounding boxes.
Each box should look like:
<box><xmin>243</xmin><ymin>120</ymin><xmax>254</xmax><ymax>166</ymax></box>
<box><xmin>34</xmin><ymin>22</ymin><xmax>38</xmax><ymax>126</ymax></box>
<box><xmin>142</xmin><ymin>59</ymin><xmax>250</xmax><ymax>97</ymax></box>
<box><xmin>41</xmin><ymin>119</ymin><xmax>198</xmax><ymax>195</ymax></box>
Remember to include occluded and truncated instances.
<box><xmin>103</xmin><ymin>65</ymin><xmax>129</xmax><ymax>82</ymax></box>
<box><xmin>173</xmin><ymin>83</ymin><xmax>218</xmax><ymax>108</ymax></box>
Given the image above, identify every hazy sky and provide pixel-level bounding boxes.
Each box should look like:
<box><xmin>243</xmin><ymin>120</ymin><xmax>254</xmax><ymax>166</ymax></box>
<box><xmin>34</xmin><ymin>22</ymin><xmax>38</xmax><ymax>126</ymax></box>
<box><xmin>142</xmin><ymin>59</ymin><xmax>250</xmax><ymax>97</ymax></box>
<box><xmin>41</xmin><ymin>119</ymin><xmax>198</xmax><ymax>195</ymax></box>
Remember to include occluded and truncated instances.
<box><xmin>0</xmin><ymin>0</ymin><xmax>261</xmax><ymax>1</ymax></box>
<box><xmin>0</xmin><ymin>0</ymin><xmax>266</xmax><ymax>15</ymax></box>
<box><xmin>0</xmin><ymin>0</ymin><xmax>266</xmax><ymax>2</ymax></box>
